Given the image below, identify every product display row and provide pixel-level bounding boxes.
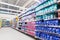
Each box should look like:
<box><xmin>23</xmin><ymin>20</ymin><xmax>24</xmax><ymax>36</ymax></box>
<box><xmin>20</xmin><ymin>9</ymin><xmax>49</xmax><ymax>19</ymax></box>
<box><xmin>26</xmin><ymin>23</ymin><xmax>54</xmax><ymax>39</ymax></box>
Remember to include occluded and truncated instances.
<box><xmin>18</xmin><ymin>21</ymin><xmax>35</xmax><ymax>36</ymax></box>
<box><xmin>12</xmin><ymin>0</ymin><xmax>60</xmax><ymax>40</ymax></box>
<box><xmin>0</xmin><ymin>19</ymin><xmax>11</xmax><ymax>27</ymax></box>
<box><xmin>35</xmin><ymin>0</ymin><xmax>60</xmax><ymax>40</ymax></box>
<box><xmin>36</xmin><ymin>31</ymin><xmax>60</xmax><ymax>40</ymax></box>
<box><xmin>36</xmin><ymin>19</ymin><xmax>60</xmax><ymax>26</ymax></box>
<box><xmin>36</xmin><ymin>13</ymin><xmax>58</xmax><ymax>20</ymax></box>
<box><xmin>0</xmin><ymin>19</ymin><xmax>2</xmax><ymax>28</ymax></box>
<box><xmin>36</xmin><ymin>4</ymin><xmax>57</xmax><ymax>15</ymax></box>
<box><xmin>35</xmin><ymin>0</ymin><xmax>57</xmax><ymax>11</ymax></box>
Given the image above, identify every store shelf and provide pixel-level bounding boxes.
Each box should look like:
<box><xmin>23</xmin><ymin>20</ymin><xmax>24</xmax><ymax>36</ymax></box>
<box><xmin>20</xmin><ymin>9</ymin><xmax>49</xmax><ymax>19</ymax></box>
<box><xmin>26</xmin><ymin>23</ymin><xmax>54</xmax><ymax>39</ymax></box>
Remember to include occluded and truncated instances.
<box><xmin>24</xmin><ymin>0</ymin><xmax>48</xmax><ymax>14</ymax></box>
<box><xmin>19</xmin><ymin>0</ymin><xmax>59</xmax><ymax>18</ymax></box>
<box><xmin>35</xmin><ymin>36</ymin><xmax>44</xmax><ymax>40</ymax></box>
<box><xmin>36</xmin><ymin>11</ymin><xmax>56</xmax><ymax>16</ymax></box>
<box><xmin>35</xmin><ymin>30</ymin><xmax>60</xmax><ymax>38</ymax></box>
<box><xmin>35</xmin><ymin>2</ymin><xmax>57</xmax><ymax>12</ymax></box>
<box><xmin>22</xmin><ymin>12</ymin><xmax>35</xmax><ymax>18</ymax></box>
<box><xmin>26</xmin><ymin>29</ymin><xmax>35</xmax><ymax>31</ymax></box>
<box><xmin>36</xmin><ymin>18</ymin><xmax>57</xmax><ymax>20</ymax></box>
<box><xmin>35</xmin><ymin>0</ymin><xmax>48</xmax><ymax>9</ymax></box>
<box><xmin>36</xmin><ymin>25</ymin><xmax>60</xmax><ymax>28</ymax></box>
<box><xmin>18</xmin><ymin>0</ymin><xmax>60</xmax><ymax>40</ymax></box>
<box><xmin>19</xmin><ymin>0</ymin><xmax>48</xmax><ymax>17</ymax></box>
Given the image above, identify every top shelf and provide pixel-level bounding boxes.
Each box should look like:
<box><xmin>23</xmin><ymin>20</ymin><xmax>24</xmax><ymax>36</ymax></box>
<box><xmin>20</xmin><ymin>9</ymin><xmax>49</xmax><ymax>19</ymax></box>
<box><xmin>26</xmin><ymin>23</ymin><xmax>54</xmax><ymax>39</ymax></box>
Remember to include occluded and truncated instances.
<box><xmin>24</xmin><ymin>0</ymin><xmax>60</xmax><ymax>14</ymax></box>
<box><xmin>19</xmin><ymin>0</ymin><xmax>48</xmax><ymax>16</ymax></box>
<box><xmin>19</xmin><ymin>0</ymin><xmax>60</xmax><ymax>18</ymax></box>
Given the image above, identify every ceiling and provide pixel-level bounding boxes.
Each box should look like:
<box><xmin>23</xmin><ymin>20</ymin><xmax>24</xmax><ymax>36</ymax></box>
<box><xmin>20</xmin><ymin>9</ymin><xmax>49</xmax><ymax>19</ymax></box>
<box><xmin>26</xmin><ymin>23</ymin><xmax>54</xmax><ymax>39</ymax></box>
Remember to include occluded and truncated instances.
<box><xmin>0</xmin><ymin>0</ymin><xmax>39</xmax><ymax>20</ymax></box>
<box><xmin>0</xmin><ymin>0</ymin><xmax>37</xmax><ymax>8</ymax></box>
<box><xmin>0</xmin><ymin>0</ymin><xmax>38</xmax><ymax>15</ymax></box>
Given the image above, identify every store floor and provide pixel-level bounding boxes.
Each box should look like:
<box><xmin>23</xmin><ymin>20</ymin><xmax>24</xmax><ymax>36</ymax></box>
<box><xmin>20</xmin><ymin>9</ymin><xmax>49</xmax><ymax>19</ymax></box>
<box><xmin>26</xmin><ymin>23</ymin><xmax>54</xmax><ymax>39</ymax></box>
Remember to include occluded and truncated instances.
<box><xmin>0</xmin><ymin>27</ymin><xmax>35</xmax><ymax>40</ymax></box>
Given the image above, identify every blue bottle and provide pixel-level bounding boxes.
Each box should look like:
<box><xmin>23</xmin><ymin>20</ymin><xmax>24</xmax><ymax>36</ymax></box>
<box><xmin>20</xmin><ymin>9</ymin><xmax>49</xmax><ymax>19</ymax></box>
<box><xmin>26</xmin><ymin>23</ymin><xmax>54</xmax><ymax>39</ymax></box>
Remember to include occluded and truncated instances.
<box><xmin>52</xmin><ymin>36</ymin><xmax>60</xmax><ymax>40</ymax></box>
<box><xmin>46</xmin><ymin>34</ymin><xmax>50</xmax><ymax>40</ymax></box>
<box><xmin>56</xmin><ymin>28</ymin><xmax>60</xmax><ymax>34</ymax></box>
<box><xmin>36</xmin><ymin>31</ymin><xmax>40</xmax><ymax>37</ymax></box>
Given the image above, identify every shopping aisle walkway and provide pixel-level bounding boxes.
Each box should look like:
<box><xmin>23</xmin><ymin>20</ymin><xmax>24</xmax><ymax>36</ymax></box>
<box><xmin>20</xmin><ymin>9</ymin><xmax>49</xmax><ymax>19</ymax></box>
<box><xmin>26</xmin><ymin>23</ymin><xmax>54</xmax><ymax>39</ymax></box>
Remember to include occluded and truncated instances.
<box><xmin>0</xmin><ymin>27</ymin><xmax>35</xmax><ymax>40</ymax></box>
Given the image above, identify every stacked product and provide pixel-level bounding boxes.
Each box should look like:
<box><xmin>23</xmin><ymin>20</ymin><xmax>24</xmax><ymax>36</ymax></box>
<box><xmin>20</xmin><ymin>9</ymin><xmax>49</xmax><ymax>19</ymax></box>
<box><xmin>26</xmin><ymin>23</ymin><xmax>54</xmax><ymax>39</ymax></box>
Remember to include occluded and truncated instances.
<box><xmin>18</xmin><ymin>1</ymin><xmax>38</xmax><ymax>36</ymax></box>
<box><xmin>0</xmin><ymin>19</ymin><xmax>2</xmax><ymax>28</ymax></box>
<box><xmin>17</xmin><ymin>0</ymin><xmax>60</xmax><ymax>39</ymax></box>
<box><xmin>35</xmin><ymin>0</ymin><xmax>60</xmax><ymax>40</ymax></box>
<box><xmin>11</xmin><ymin>18</ymin><xmax>17</xmax><ymax>28</ymax></box>
<box><xmin>18</xmin><ymin>7</ymin><xmax>36</xmax><ymax>36</ymax></box>
<box><xmin>58</xmin><ymin>5</ymin><xmax>60</xmax><ymax>19</ymax></box>
<box><xmin>26</xmin><ymin>21</ymin><xmax>35</xmax><ymax>36</ymax></box>
<box><xmin>2</xmin><ymin>19</ymin><xmax>6</xmax><ymax>27</ymax></box>
<box><xmin>5</xmin><ymin>20</ymin><xmax>11</xmax><ymax>27</ymax></box>
<box><xmin>18</xmin><ymin>21</ymin><xmax>22</xmax><ymax>30</ymax></box>
<box><xmin>21</xmin><ymin>22</ymin><xmax>27</xmax><ymax>32</ymax></box>
<box><xmin>35</xmin><ymin>20</ymin><xmax>60</xmax><ymax>40</ymax></box>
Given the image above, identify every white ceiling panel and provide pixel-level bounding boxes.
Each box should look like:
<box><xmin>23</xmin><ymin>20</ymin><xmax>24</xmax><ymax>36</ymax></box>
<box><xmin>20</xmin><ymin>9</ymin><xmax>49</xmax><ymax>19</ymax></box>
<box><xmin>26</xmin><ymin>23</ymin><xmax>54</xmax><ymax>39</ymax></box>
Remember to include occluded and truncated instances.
<box><xmin>0</xmin><ymin>0</ymin><xmax>38</xmax><ymax>8</ymax></box>
<box><xmin>0</xmin><ymin>0</ymin><xmax>39</xmax><ymax>20</ymax></box>
<box><xmin>8</xmin><ymin>0</ymin><xmax>17</xmax><ymax>5</ymax></box>
<box><xmin>25</xmin><ymin>1</ymin><xmax>36</xmax><ymax>8</ymax></box>
<box><xmin>1</xmin><ymin>0</ymin><xmax>8</xmax><ymax>3</ymax></box>
<box><xmin>1</xmin><ymin>0</ymin><xmax>17</xmax><ymax>5</ymax></box>
<box><xmin>17</xmin><ymin>0</ymin><xmax>29</xmax><ymax>6</ymax></box>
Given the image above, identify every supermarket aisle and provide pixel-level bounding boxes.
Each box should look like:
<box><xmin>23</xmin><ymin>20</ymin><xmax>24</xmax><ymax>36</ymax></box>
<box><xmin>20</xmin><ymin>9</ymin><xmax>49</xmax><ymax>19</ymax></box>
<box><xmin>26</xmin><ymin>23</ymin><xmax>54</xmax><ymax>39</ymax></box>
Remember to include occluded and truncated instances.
<box><xmin>0</xmin><ymin>27</ymin><xmax>35</xmax><ymax>40</ymax></box>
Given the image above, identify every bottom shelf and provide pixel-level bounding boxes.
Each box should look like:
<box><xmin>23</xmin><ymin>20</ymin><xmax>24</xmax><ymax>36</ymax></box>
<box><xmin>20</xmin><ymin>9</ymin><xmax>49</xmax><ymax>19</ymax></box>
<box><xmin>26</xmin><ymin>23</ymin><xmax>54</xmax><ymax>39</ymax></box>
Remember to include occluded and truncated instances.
<box><xmin>35</xmin><ymin>36</ymin><xmax>44</xmax><ymax>40</ymax></box>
